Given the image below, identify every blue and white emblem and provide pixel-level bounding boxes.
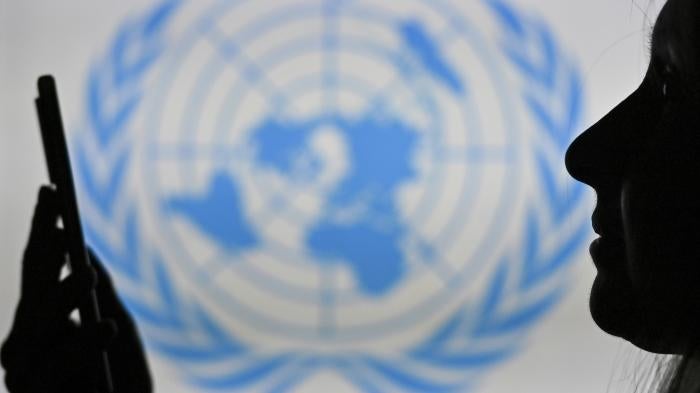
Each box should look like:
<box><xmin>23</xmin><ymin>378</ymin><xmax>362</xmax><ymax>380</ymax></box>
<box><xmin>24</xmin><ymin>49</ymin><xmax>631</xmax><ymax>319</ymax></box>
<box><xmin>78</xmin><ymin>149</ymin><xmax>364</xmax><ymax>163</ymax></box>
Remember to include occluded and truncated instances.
<box><xmin>75</xmin><ymin>0</ymin><xmax>590</xmax><ymax>391</ymax></box>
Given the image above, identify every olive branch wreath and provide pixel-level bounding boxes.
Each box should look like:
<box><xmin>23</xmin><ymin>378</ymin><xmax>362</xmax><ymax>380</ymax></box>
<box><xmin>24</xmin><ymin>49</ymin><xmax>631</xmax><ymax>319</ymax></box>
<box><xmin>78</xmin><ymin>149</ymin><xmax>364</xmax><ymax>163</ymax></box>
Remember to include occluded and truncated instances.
<box><xmin>74</xmin><ymin>0</ymin><xmax>590</xmax><ymax>391</ymax></box>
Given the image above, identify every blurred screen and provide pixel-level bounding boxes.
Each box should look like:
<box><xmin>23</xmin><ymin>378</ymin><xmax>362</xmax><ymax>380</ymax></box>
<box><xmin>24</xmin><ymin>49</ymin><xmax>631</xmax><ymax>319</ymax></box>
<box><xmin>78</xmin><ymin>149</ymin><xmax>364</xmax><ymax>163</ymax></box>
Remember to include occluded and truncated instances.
<box><xmin>0</xmin><ymin>1</ymin><xmax>663</xmax><ymax>392</ymax></box>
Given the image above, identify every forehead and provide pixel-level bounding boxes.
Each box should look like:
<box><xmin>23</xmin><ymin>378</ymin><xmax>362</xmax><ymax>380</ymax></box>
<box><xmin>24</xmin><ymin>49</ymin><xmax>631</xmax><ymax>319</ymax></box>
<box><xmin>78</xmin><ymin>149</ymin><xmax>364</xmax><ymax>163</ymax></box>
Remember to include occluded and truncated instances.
<box><xmin>653</xmin><ymin>0</ymin><xmax>698</xmax><ymax>42</ymax></box>
<box><xmin>651</xmin><ymin>0</ymin><xmax>700</xmax><ymax>69</ymax></box>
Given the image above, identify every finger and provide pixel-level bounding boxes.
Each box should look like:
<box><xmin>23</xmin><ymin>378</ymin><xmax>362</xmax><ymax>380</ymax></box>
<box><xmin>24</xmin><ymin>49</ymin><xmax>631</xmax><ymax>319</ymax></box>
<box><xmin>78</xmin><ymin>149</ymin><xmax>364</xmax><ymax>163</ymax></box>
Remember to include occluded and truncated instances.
<box><xmin>87</xmin><ymin>248</ymin><xmax>129</xmax><ymax>321</ymax></box>
<box><xmin>26</xmin><ymin>222</ymin><xmax>66</xmax><ymax>268</ymax></box>
<box><xmin>88</xmin><ymin>248</ymin><xmax>115</xmax><ymax>290</ymax></box>
<box><xmin>2</xmin><ymin>318</ymin><xmax>113</xmax><ymax>392</ymax></box>
<box><xmin>90</xmin><ymin>319</ymin><xmax>118</xmax><ymax>350</ymax></box>
<box><xmin>52</xmin><ymin>269</ymin><xmax>98</xmax><ymax>318</ymax></box>
<box><xmin>0</xmin><ymin>336</ymin><xmax>21</xmax><ymax>371</ymax></box>
<box><xmin>26</xmin><ymin>186</ymin><xmax>60</xmax><ymax>250</ymax></box>
<box><xmin>30</xmin><ymin>325</ymin><xmax>105</xmax><ymax>392</ymax></box>
<box><xmin>22</xmin><ymin>187</ymin><xmax>68</xmax><ymax>294</ymax></box>
<box><xmin>24</xmin><ymin>186</ymin><xmax>59</xmax><ymax>268</ymax></box>
<box><xmin>22</xmin><ymin>228</ymin><xmax>68</xmax><ymax>293</ymax></box>
<box><xmin>4</xmin><ymin>366</ymin><xmax>30</xmax><ymax>393</ymax></box>
<box><xmin>44</xmin><ymin>227</ymin><xmax>67</xmax><ymax>273</ymax></box>
<box><xmin>17</xmin><ymin>267</ymin><xmax>97</xmax><ymax>330</ymax></box>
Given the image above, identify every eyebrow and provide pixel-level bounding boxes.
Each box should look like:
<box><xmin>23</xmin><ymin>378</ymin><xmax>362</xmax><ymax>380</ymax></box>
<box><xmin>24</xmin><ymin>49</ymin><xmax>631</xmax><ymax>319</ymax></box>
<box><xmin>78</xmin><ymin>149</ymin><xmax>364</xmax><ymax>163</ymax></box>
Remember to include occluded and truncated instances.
<box><xmin>650</xmin><ymin>12</ymin><xmax>663</xmax><ymax>52</ymax></box>
<box><xmin>648</xmin><ymin>10</ymin><xmax>672</xmax><ymax>63</ymax></box>
<box><xmin>646</xmin><ymin>28</ymin><xmax>655</xmax><ymax>56</ymax></box>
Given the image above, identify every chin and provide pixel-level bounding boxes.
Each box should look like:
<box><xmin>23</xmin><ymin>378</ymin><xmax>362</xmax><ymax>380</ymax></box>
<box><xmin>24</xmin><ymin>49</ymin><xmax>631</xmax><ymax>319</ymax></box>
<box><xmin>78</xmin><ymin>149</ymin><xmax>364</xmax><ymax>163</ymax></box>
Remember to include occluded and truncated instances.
<box><xmin>589</xmin><ymin>273</ymin><xmax>637</xmax><ymax>339</ymax></box>
<box><xmin>590</xmin><ymin>273</ymin><xmax>690</xmax><ymax>355</ymax></box>
<box><xmin>625</xmin><ymin>317</ymin><xmax>692</xmax><ymax>355</ymax></box>
<box><xmin>628</xmin><ymin>335</ymin><xmax>685</xmax><ymax>355</ymax></box>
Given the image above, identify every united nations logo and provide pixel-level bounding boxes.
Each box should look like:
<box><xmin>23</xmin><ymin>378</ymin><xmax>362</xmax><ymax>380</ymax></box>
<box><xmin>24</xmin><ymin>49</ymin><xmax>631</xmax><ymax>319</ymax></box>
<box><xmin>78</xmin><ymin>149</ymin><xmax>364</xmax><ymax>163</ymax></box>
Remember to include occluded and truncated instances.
<box><xmin>74</xmin><ymin>0</ymin><xmax>589</xmax><ymax>391</ymax></box>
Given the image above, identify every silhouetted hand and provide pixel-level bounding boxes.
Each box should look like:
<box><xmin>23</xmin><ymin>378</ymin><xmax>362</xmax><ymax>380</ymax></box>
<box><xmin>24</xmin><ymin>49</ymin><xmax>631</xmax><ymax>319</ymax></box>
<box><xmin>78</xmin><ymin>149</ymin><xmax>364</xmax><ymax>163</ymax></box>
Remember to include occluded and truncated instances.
<box><xmin>1</xmin><ymin>186</ymin><xmax>152</xmax><ymax>392</ymax></box>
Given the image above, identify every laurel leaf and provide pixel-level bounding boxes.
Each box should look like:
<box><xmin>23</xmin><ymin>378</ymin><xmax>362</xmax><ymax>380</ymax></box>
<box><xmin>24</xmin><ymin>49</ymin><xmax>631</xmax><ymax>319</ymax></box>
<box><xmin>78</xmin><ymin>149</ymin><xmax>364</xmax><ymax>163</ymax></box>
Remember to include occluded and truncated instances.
<box><xmin>526</xmin><ymin>93</ymin><xmax>558</xmax><ymax>140</ymax></box>
<box><xmin>363</xmin><ymin>358</ymin><xmax>463</xmax><ymax>393</ymax></box>
<box><xmin>477</xmin><ymin>259</ymin><xmax>509</xmax><ymax>324</ymax></box>
<box><xmin>412</xmin><ymin>347</ymin><xmax>514</xmax><ymax>369</ymax></box>
<box><xmin>534</xmin><ymin>22</ymin><xmax>557</xmax><ymax>88</ymax></box>
<box><xmin>143</xmin><ymin>0</ymin><xmax>181</xmax><ymax>35</ymax></box>
<box><xmin>487</xmin><ymin>0</ymin><xmax>526</xmax><ymax>37</ymax></box>
<box><xmin>153</xmin><ymin>257</ymin><xmax>180</xmax><ymax>315</ymax></box>
<box><xmin>563</xmin><ymin>71</ymin><xmax>583</xmax><ymax>143</ymax></box>
<box><xmin>191</xmin><ymin>305</ymin><xmax>250</xmax><ymax>355</ymax></box>
<box><xmin>336</xmin><ymin>366</ymin><xmax>385</xmax><ymax>393</ymax></box>
<box><xmin>409</xmin><ymin>309</ymin><xmax>467</xmax><ymax>356</ymax></box>
<box><xmin>148</xmin><ymin>337</ymin><xmax>238</xmax><ymax>361</ymax></box>
<box><xmin>477</xmin><ymin>286</ymin><xmax>564</xmax><ymax>336</ymax></box>
<box><xmin>187</xmin><ymin>355</ymin><xmax>294</xmax><ymax>390</ymax></box>
<box><xmin>536</xmin><ymin>219</ymin><xmax>591</xmax><ymax>280</ymax></box>
<box><xmin>76</xmin><ymin>143</ymin><xmax>130</xmax><ymax>219</ymax></box>
<box><xmin>87</xmin><ymin>69</ymin><xmax>141</xmax><ymax>149</ymax></box>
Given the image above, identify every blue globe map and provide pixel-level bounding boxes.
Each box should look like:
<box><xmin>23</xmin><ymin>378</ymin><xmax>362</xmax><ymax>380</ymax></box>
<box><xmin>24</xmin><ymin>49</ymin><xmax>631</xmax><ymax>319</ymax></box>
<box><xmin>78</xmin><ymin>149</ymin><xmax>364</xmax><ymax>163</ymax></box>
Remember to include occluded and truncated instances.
<box><xmin>168</xmin><ymin>112</ymin><xmax>419</xmax><ymax>296</ymax></box>
<box><xmin>161</xmin><ymin>16</ymin><xmax>469</xmax><ymax>298</ymax></box>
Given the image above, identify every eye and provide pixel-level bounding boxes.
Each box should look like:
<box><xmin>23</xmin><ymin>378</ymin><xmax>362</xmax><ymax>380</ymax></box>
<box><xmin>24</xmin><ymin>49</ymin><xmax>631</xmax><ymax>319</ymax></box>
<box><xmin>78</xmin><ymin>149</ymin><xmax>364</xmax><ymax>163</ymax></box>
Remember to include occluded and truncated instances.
<box><xmin>661</xmin><ymin>66</ymin><xmax>673</xmax><ymax>96</ymax></box>
<box><xmin>656</xmin><ymin>61</ymin><xmax>680</xmax><ymax>100</ymax></box>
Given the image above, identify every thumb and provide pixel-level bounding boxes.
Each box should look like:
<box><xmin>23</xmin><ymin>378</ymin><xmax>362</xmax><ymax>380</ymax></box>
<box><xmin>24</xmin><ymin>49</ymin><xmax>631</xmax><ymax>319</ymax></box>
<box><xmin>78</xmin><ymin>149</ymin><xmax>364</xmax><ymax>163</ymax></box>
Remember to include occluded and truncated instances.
<box><xmin>88</xmin><ymin>319</ymin><xmax>118</xmax><ymax>350</ymax></box>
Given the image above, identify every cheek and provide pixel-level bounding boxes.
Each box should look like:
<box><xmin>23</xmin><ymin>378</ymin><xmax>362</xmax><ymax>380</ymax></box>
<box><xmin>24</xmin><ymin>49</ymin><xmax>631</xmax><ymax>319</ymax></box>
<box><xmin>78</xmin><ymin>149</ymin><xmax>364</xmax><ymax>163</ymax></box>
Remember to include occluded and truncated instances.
<box><xmin>622</xmin><ymin>122</ymin><xmax>700</xmax><ymax>295</ymax></box>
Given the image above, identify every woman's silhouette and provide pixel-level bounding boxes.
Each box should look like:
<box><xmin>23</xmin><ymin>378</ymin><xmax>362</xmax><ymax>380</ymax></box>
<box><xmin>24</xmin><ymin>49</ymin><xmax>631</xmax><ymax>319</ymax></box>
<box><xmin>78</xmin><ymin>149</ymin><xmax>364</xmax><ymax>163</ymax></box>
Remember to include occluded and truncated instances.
<box><xmin>566</xmin><ymin>0</ymin><xmax>700</xmax><ymax>390</ymax></box>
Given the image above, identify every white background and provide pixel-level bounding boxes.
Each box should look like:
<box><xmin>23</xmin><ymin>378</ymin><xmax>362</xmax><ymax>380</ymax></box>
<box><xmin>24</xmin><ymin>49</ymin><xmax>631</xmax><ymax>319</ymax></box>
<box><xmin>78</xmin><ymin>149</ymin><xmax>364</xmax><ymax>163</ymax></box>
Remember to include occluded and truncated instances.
<box><xmin>0</xmin><ymin>1</ymin><xmax>665</xmax><ymax>392</ymax></box>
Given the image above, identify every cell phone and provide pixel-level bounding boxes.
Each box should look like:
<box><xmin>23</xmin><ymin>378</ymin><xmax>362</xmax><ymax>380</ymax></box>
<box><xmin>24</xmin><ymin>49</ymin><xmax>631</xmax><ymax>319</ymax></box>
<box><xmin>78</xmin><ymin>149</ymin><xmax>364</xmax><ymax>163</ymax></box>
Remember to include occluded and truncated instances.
<box><xmin>35</xmin><ymin>75</ymin><xmax>113</xmax><ymax>393</ymax></box>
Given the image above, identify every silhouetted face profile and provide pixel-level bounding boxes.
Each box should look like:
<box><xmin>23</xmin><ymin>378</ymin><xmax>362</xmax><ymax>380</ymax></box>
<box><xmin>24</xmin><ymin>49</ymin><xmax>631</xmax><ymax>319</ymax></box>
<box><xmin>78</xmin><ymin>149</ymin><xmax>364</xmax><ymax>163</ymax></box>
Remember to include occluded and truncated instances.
<box><xmin>566</xmin><ymin>0</ymin><xmax>700</xmax><ymax>355</ymax></box>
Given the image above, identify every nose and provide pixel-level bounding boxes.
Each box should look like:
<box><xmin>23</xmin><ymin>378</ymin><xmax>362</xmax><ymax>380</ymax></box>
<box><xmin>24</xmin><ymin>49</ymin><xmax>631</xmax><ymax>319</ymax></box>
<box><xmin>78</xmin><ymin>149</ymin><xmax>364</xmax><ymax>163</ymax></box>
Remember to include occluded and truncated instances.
<box><xmin>565</xmin><ymin>81</ymin><xmax>657</xmax><ymax>188</ymax></box>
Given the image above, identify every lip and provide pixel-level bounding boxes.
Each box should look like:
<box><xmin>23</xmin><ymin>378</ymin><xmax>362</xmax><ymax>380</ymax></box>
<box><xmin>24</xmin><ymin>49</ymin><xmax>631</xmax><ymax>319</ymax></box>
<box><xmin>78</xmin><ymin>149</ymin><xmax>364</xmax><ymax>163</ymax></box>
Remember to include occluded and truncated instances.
<box><xmin>589</xmin><ymin>236</ymin><xmax>626</xmax><ymax>271</ymax></box>
<box><xmin>591</xmin><ymin>208</ymin><xmax>624</xmax><ymax>240</ymax></box>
